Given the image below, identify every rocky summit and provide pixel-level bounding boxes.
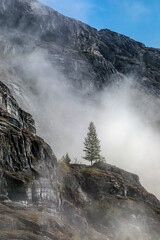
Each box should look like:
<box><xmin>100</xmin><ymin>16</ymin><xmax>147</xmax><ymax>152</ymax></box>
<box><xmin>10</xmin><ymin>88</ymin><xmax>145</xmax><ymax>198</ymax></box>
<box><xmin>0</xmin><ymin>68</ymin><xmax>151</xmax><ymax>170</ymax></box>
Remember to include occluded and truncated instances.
<box><xmin>0</xmin><ymin>0</ymin><xmax>160</xmax><ymax>92</ymax></box>
<box><xmin>0</xmin><ymin>0</ymin><xmax>159</xmax><ymax>240</ymax></box>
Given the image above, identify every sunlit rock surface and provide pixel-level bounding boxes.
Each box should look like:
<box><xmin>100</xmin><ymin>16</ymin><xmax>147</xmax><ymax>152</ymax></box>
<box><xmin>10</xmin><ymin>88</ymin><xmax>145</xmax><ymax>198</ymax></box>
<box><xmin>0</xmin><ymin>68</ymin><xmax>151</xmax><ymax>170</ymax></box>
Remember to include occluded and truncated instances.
<box><xmin>0</xmin><ymin>0</ymin><xmax>160</xmax><ymax>92</ymax></box>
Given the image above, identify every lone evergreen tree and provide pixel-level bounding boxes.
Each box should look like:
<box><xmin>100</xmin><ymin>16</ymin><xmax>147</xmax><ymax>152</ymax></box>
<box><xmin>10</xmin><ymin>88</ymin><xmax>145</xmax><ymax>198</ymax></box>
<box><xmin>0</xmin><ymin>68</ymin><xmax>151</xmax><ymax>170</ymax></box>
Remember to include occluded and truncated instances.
<box><xmin>83</xmin><ymin>122</ymin><xmax>101</xmax><ymax>165</ymax></box>
<box><xmin>60</xmin><ymin>153</ymin><xmax>71</xmax><ymax>165</ymax></box>
<box><xmin>65</xmin><ymin>153</ymin><xmax>71</xmax><ymax>165</ymax></box>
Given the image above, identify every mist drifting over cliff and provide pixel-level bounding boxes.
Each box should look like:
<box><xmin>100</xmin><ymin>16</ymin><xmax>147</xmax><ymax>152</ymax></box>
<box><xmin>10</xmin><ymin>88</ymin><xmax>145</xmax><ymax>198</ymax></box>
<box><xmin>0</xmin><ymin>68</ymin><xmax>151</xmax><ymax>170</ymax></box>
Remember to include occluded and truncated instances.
<box><xmin>5</xmin><ymin>48</ymin><xmax>159</xmax><ymax>199</ymax></box>
<box><xmin>0</xmin><ymin>1</ymin><xmax>159</xmax><ymax>239</ymax></box>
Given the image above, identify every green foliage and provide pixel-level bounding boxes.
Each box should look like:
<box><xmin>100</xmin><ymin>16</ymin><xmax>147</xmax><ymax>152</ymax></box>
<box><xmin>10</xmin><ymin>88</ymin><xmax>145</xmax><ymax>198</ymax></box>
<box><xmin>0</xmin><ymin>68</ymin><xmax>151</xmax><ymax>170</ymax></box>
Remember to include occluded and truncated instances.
<box><xmin>65</xmin><ymin>153</ymin><xmax>71</xmax><ymax>165</ymax></box>
<box><xmin>83</xmin><ymin>122</ymin><xmax>101</xmax><ymax>165</ymax></box>
<box><xmin>60</xmin><ymin>153</ymin><xmax>71</xmax><ymax>165</ymax></box>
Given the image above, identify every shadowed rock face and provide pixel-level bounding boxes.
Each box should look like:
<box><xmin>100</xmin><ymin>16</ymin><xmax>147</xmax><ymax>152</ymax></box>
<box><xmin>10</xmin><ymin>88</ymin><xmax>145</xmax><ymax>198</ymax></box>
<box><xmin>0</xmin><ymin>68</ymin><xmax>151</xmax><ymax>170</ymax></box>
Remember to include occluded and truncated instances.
<box><xmin>0</xmin><ymin>149</ymin><xmax>160</xmax><ymax>240</ymax></box>
<box><xmin>0</xmin><ymin>76</ymin><xmax>159</xmax><ymax>237</ymax></box>
<box><xmin>0</xmin><ymin>79</ymin><xmax>57</xmax><ymax>207</ymax></box>
<box><xmin>0</xmin><ymin>81</ymin><xmax>36</xmax><ymax>133</ymax></box>
<box><xmin>55</xmin><ymin>162</ymin><xmax>160</xmax><ymax>240</ymax></box>
<box><xmin>0</xmin><ymin>72</ymin><xmax>159</xmax><ymax>240</ymax></box>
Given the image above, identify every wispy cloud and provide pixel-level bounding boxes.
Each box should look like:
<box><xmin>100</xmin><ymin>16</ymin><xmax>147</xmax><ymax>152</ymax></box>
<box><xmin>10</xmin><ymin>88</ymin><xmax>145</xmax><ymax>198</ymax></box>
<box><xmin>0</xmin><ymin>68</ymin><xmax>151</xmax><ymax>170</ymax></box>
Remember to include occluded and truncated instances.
<box><xmin>105</xmin><ymin>0</ymin><xmax>150</xmax><ymax>21</ymax></box>
<box><xmin>124</xmin><ymin>1</ymin><xmax>150</xmax><ymax>21</ymax></box>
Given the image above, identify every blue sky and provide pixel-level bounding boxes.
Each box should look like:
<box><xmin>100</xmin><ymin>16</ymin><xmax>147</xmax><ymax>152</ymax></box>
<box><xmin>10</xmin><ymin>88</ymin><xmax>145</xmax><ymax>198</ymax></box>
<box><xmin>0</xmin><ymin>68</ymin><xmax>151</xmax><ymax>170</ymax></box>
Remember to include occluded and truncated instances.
<box><xmin>40</xmin><ymin>0</ymin><xmax>160</xmax><ymax>48</ymax></box>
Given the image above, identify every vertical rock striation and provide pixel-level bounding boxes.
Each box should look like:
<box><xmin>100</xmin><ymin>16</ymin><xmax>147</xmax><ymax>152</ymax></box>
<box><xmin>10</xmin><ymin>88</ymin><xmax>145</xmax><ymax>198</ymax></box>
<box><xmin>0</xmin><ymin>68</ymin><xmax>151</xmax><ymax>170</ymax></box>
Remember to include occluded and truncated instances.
<box><xmin>0</xmin><ymin>80</ymin><xmax>57</xmax><ymax>208</ymax></box>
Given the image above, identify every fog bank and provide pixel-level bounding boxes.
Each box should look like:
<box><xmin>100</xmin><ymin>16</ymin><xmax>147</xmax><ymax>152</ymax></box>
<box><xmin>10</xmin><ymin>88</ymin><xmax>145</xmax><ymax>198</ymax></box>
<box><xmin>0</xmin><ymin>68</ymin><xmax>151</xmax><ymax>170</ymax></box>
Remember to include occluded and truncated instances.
<box><xmin>7</xmin><ymin>49</ymin><xmax>160</xmax><ymax>199</ymax></box>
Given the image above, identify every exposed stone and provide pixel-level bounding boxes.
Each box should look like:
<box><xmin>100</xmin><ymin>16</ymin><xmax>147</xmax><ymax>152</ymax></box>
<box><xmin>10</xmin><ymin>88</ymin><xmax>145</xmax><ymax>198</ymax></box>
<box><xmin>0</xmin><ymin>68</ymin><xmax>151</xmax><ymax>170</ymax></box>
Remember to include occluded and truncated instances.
<box><xmin>0</xmin><ymin>0</ymin><xmax>160</xmax><ymax>93</ymax></box>
<box><xmin>0</xmin><ymin>81</ymin><xmax>36</xmax><ymax>134</ymax></box>
<box><xmin>58</xmin><ymin>162</ymin><xmax>160</xmax><ymax>239</ymax></box>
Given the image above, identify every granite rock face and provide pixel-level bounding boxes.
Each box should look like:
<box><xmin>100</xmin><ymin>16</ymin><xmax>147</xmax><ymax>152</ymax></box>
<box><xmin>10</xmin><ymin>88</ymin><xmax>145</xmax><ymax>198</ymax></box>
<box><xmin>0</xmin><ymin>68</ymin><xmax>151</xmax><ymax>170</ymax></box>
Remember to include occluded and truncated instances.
<box><xmin>0</xmin><ymin>80</ymin><xmax>57</xmax><ymax>209</ymax></box>
<box><xmin>0</xmin><ymin>0</ymin><xmax>160</xmax><ymax>92</ymax></box>
<box><xmin>0</xmin><ymin>81</ymin><xmax>36</xmax><ymax>134</ymax></box>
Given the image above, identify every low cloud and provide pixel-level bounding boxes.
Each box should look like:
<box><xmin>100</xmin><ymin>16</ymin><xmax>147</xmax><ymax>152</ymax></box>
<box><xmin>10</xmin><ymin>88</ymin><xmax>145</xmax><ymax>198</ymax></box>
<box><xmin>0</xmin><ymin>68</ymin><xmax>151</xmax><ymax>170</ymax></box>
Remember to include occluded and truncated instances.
<box><xmin>124</xmin><ymin>0</ymin><xmax>150</xmax><ymax>21</ymax></box>
<box><xmin>7</xmin><ymin>49</ymin><xmax>160</xmax><ymax>200</ymax></box>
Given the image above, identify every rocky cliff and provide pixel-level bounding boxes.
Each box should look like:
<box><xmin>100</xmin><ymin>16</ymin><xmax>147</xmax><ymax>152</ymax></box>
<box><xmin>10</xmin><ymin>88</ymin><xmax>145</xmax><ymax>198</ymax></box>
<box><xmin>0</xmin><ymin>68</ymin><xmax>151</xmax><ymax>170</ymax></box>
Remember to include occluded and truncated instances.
<box><xmin>0</xmin><ymin>0</ymin><xmax>160</xmax><ymax>92</ymax></box>
<box><xmin>57</xmin><ymin>162</ymin><xmax>160</xmax><ymax>240</ymax></box>
<box><xmin>0</xmin><ymin>80</ymin><xmax>159</xmax><ymax>239</ymax></box>
<box><xmin>0</xmin><ymin>80</ymin><xmax>59</xmax><ymax>239</ymax></box>
<box><xmin>0</xmin><ymin>0</ymin><xmax>160</xmax><ymax>239</ymax></box>
<box><xmin>0</xmin><ymin>129</ymin><xmax>160</xmax><ymax>240</ymax></box>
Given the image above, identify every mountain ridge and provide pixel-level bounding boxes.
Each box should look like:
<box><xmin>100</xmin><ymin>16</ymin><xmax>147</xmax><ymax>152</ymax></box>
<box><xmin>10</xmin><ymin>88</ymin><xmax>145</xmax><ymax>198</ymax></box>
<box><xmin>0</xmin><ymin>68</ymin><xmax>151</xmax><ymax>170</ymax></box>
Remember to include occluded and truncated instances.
<box><xmin>0</xmin><ymin>0</ymin><xmax>160</xmax><ymax>93</ymax></box>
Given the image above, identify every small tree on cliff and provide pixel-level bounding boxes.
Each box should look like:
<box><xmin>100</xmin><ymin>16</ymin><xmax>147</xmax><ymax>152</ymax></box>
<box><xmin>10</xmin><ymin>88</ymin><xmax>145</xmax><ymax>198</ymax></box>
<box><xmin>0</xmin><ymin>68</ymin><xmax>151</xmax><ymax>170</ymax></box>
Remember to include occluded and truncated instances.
<box><xmin>65</xmin><ymin>153</ymin><xmax>71</xmax><ymax>165</ymax></box>
<box><xmin>83</xmin><ymin>122</ymin><xmax>101</xmax><ymax>165</ymax></box>
<box><xmin>60</xmin><ymin>153</ymin><xmax>71</xmax><ymax>165</ymax></box>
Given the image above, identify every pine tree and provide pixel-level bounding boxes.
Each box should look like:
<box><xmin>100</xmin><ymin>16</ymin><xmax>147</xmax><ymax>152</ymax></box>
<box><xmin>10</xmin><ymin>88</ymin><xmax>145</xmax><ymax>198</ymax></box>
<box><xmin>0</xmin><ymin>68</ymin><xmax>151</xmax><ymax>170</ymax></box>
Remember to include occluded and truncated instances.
<box><xmin>65</xmin><ymin>153</ymin><xmax>71</xmax><ymax>165</ymax></box>
<box><xmin>60</xmin><ymin>153</ymin><xmax>71</xmax><ymax>165</ymax></box>
<box><xmin>83</xmin><ymin>122</ymin><xmax>101</xmax><ymax>165</ymax></box>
